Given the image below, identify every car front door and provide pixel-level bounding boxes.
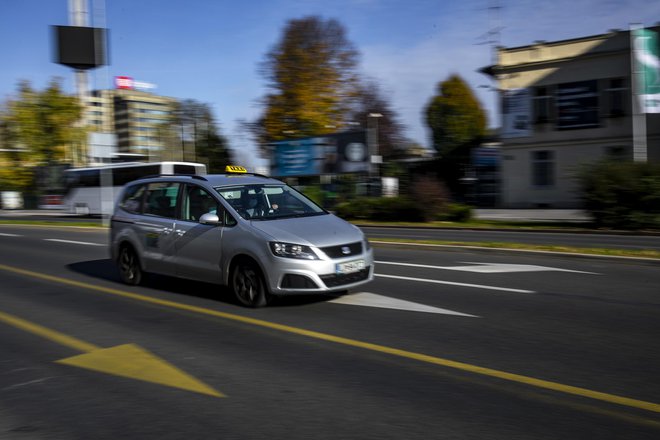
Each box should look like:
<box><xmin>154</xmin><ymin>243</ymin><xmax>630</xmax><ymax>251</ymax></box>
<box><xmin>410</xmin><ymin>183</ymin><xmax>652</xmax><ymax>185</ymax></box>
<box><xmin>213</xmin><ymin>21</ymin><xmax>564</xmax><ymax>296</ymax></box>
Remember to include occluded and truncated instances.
<box><xmin>172</xmin><ymin>184</ymin><xmax>225</xmax><ymax>284</ymax></box>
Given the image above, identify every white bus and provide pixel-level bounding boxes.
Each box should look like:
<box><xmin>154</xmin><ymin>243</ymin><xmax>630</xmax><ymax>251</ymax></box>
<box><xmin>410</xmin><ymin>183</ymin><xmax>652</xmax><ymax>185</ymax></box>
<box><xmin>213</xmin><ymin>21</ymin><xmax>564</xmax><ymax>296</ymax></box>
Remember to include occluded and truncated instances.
<box><xmin>62</xmin><ymin>161</ymin><xmax>207</xmax><ymax>215</ymax></box>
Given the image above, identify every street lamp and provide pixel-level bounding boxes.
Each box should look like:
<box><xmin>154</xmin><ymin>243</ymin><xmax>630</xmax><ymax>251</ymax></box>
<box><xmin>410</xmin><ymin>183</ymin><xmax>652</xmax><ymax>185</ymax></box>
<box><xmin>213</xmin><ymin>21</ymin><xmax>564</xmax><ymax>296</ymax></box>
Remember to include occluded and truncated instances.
<box><xmin>367</xmin><ymin>113</ymin><xmax>383</xmax><ymax>180</ymax></box>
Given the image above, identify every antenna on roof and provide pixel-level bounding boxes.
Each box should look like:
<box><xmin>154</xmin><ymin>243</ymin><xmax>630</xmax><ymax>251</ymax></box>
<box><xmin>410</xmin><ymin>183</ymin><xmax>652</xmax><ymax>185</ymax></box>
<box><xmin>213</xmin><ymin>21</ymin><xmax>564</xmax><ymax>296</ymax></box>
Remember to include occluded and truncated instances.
<box><xmin>476</xmin><ymin>0</ymin><xmax>504</xmax><ymax>65</ymax></box>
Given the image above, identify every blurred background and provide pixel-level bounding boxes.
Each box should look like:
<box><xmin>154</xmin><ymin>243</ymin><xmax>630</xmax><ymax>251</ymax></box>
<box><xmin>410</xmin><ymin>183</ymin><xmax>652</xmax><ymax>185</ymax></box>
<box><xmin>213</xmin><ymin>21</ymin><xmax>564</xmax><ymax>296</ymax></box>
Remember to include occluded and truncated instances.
<box><xmin>1</xmin><ymin>0</ymin><xmax>660</xmax><ymax>229</ymax></box>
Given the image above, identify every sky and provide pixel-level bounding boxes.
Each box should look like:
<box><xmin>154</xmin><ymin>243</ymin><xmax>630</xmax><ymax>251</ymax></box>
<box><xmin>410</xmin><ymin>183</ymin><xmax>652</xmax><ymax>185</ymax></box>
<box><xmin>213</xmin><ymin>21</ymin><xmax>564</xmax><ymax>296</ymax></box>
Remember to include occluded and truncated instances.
<box><xmin>1</xmin><ymin>0</ymin><xmax>659</xmax><ymax>167</ymax></box>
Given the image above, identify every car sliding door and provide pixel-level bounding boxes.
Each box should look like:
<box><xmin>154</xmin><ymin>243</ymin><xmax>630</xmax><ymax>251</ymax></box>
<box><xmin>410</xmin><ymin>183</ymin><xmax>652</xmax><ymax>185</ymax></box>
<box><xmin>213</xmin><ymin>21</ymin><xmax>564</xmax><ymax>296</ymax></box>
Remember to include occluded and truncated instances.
<box><xmin>137</xmin><ymin>182</ymin><xmax>181</xmax><ymax>274</ymax></box>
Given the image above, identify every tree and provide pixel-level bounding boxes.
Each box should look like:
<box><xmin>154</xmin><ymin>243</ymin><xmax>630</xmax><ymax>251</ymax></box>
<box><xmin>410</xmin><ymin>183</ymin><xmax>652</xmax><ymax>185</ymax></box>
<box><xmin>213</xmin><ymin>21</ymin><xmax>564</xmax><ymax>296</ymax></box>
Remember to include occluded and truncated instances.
<box><xmin>7</xmin><ymin>79</ymin><xmax>84</xmax><ymax>165</ymax></box>
<box><xmin>254</xmin><ymin>16</ymin><xmax>360</xmax><ymax>155</ymax></box>
<box><xmin>0</xmin><ymin>108</ymin><xmax>32</xmax><ymax>191</ymax></box>
<box><xmin>425</xmin><ymin>74</ymin><xmax>486</xmax><ymax>157</ymax></box>
<box><xmin>349</xmin><ymin>80</ymin><xmax>406</xmax><ymax>159</ymax></box>
<box><xmin>1</xmin><ymin>78</ymin><xmax>83</xmax><ymax>192</ymax></box>
<box><xmin>425</xmin><ymin>74</ymin><xmax>487</xmax><ymax>198</ymax></box>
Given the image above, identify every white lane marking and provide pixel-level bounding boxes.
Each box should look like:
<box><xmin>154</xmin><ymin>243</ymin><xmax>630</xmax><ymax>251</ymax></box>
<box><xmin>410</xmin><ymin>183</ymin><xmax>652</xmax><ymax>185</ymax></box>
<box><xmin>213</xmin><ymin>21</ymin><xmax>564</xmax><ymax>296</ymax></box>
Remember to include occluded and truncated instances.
<box><xmin>375</xmin><ymin>260</ymin><xmax>598</xmax><ymax>274</ymax></box>
<box><xmin>455</xmin><ymin>262</ymin><xmax>598</xmax><ymax>274</ymax></box>
<box><xmin>375</xmin><ymin>273</ymin><xmax>535</xmax><ymax>294</ymax></box>
<box><xmin>43</xmin><ymin>239</ymin><xmax>105</xmax><ymax>247</ymax></box>
<box><xmin>0</xmin><ymin>233</ymin><xmax>22</xmax><ymax>237</ymax></box>
<box><xmin>329</xmin><ymin>292</ymin><xmax>478</xmax><ymax>317</ymax></box>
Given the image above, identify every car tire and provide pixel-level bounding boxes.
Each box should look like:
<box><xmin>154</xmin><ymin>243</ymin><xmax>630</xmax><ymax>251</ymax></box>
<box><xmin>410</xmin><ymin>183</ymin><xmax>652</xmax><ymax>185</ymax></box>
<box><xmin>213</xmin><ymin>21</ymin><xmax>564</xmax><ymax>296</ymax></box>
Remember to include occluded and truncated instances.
<box><xmin>118</xmin><ymin>244</ymin><xmax>143</xmax><ymax>286</ymax></box>
<box><xmin>231</xmin><ymin>259</ymin><xmax>270</xmax><ymax>308</ymax></box>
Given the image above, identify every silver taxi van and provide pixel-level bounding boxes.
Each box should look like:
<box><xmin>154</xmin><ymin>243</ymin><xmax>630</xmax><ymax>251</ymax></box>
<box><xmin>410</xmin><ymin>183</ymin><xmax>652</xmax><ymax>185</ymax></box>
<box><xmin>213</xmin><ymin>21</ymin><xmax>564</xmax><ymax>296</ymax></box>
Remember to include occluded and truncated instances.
<box><xmin>110</xmin><ymin>166</ymin><xmax>374</xmax><ymax>307</ymax></box>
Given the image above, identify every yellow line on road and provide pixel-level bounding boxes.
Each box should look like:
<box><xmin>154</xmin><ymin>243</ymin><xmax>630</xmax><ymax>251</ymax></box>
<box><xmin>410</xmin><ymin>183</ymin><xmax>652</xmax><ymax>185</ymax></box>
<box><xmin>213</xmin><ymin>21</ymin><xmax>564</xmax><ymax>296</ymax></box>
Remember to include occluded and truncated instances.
<box><xmin>0</xmin><ymin>310</ymin><xmax>100</xmax><ymax>353</ymax></box>
<box><xmin>1</xmin><ymin>262</ymin><xmax>659</xmax><ymax>414</ymax></box>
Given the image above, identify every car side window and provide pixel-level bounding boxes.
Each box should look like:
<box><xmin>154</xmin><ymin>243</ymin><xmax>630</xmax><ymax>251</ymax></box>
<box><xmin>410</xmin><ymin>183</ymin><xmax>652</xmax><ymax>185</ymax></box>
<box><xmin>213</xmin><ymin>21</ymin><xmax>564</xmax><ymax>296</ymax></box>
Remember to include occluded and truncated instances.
<box><xmin>144</xmin><ymin>182</ymin><xmax>180</xmax><ymax>218</ymax></box>
<box><xmin>119</xmin><ymin>184</ymin><xmax>146</xmax><ymax>214</ymax></box>
<box><xmin>182</xmin><ymin>185</ymin><xmax>221</xmax><ymax>223</ymax></box>
<box><xmin>224</xmin><ymin>210</ymin><xmax>237</xmax><ymax>227</ymax></box>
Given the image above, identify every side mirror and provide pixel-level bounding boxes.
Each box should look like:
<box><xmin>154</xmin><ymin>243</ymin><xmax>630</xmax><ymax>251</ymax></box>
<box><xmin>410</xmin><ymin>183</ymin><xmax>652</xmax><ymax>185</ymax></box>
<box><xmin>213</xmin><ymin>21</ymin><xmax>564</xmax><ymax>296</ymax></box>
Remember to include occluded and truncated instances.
<box><xmin>199</xmin><ymin>213</ymin><xmax>221</xmax><ymax>226</ymax></box>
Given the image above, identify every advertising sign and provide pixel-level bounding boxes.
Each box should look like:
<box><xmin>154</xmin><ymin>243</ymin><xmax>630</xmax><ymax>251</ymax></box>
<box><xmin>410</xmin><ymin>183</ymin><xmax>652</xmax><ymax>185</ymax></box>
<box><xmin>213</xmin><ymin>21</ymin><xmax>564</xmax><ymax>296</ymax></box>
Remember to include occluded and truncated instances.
<box><xmin>271</xmin><ymin>138</ymin><xmax>324</xmax><ymax>177</ymax></box>
<box><xmin>556</xmin><ymin>80</ymin><xmax>599</xmax><ymax>129</ymax></box>
<box><xmin>471</xmin><ymin>146</ymin><xmax>500</xmax><ymax>167</ymax></box>
<box><xmin>633</xmin><ymin>28</ymin><xmax>660</xmax><ymax>113</ymax></box>
<box><xmin>270</xmin><ymin>131</ymin><xmax>367</xmax><ymax>177</ymax></box>
<box><xmin>501</xmin><ymin>88</ymin><xmax>531</xmax><ymax>138</ymax></box>
<box><xmin>114</xmin><ymin>76</ymin><xmax>157</xmax><ymax>91</ymax></box>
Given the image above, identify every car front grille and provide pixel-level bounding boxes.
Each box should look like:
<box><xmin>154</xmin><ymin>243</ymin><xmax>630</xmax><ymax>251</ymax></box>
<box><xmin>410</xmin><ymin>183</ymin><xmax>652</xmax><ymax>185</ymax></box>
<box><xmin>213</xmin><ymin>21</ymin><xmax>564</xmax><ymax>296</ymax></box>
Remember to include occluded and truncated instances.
<box><xmin>320</xmin><ymin>241</ymin><xmax>363</xmax><ymax>259</ymax></box>
<box><xmin>320</xmin><ymin>268</ymin><xmax>370</xmax><ymax>288</ymax></box>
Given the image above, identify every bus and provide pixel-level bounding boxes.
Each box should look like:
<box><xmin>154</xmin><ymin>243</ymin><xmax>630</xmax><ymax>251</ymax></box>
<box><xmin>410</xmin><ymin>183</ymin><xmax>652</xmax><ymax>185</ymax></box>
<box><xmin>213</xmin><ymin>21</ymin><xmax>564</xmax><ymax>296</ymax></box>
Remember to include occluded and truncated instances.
<box><xmin>62</xmin><ymin>161</ymin><xmax>207</xmax><ymax>216</ymax></box>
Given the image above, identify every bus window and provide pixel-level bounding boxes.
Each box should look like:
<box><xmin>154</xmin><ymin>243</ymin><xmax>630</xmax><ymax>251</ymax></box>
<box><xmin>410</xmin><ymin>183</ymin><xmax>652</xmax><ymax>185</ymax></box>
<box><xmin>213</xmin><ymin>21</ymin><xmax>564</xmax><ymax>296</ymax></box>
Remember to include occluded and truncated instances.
<box><xmin>113</xmin><ymin>165</ymin><xmax>160</xmax><ymax>186</ymax></box>
<box><xmin>173</xmin><ymin>165</ymin><xmax>200</xmax><ymax>175</ymax></box>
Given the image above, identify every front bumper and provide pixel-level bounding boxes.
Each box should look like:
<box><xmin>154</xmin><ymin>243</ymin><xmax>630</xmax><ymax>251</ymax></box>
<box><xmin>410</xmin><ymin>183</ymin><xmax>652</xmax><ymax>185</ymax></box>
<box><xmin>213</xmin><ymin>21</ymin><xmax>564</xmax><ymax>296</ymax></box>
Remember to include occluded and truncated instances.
<box><xmin>262</xmin><ymin>249</ymin><xmax>375</xmax><ymax>294</ymax></box>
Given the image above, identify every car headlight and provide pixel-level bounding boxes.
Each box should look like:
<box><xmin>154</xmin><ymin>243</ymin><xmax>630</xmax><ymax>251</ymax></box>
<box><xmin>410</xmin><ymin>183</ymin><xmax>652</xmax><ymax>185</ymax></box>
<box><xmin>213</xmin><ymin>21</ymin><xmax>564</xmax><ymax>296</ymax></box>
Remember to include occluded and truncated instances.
<box><xmin>269</xmin><ymin>242</ymin><xmax>319</xmax><ymax>260</ymax></box>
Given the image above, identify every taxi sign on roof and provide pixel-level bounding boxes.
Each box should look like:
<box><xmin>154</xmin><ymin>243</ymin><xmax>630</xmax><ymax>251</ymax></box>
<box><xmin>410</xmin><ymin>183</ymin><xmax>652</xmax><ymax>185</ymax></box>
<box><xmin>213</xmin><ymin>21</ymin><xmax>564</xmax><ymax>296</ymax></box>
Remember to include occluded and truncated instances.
<box><xmin>225</xmin><ymin>165</ymin><xmax>247</xmax><ymax>173</ymax></box>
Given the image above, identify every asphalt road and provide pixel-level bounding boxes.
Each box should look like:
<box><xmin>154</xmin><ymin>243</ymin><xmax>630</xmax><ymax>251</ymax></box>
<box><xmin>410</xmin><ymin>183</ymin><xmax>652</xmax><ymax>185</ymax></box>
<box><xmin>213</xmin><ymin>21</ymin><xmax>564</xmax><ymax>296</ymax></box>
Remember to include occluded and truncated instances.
<box><xmin>0</xmin><ymin>224</ymin><xmax>659</xmax><ymax>439</ymax></box>
<box><xmin>361</xmin><ymin>225</ymin><xmax>660</xmax><ymax>251</ymax></box>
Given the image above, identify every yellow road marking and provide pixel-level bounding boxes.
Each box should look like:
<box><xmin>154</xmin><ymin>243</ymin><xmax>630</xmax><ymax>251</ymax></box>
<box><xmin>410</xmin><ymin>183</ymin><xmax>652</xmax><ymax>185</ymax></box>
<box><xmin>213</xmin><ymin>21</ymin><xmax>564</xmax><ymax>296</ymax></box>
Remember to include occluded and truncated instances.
<box><xmin>57</xmin><ymin>344</ymin><xmax>223</xmax><ymax>397</ymax></box>
<box><xmin>0</xmin><ymin>262</ymin><xmax>658</xmax><ymax>413</ymax></box>
<box><xmin>0</xmin><ymin>305</ymin><xmax>223</xmax><ymax>398</ymax></box>
<box><xmin>0</xmin><ymin>310</ymin><xmax>100</xmax><ymax>353</ymax></box>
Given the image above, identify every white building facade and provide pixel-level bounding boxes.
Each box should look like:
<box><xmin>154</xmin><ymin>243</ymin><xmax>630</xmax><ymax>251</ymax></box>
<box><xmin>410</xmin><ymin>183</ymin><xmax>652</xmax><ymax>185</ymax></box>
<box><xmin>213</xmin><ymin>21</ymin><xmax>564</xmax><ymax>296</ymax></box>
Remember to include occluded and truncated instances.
<box><xmin>486</xmin><ymin>27</ymin><xmax>660</xmax><ymax>208</ymax></box>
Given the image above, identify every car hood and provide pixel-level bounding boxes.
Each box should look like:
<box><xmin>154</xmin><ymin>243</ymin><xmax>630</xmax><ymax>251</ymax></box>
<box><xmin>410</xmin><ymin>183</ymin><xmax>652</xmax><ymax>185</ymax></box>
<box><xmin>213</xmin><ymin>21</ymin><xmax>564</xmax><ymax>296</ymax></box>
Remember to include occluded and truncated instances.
<box><xmin>250</xmin><ymin>214</ymin><xmax>363</xmax><ymax>248</ymax></box>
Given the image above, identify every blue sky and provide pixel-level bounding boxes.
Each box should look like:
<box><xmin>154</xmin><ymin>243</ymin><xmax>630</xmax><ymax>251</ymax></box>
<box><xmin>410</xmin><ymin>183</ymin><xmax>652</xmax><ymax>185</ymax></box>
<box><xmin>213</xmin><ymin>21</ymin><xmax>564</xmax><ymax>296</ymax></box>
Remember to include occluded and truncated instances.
<box><xmin>1</xmin><ymin>0</ymin><xmax>659</xmax><ymax>167</ymax></box>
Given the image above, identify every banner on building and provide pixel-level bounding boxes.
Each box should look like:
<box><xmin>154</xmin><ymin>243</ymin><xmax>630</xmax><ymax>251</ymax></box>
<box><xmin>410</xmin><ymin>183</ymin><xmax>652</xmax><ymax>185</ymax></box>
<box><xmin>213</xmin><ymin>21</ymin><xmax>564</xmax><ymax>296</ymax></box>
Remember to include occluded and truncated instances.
<box><xmin>270</xmin><ymin>131</ymin><xmax>368</xmax><ymax>177</ymax></box>
<box><xmin>556</xmin><ymin>80</ymin><xmax>599</xmax><ymax>129</ymax></box>
<box><xmin>633</xmin><ymin>28</ymin><xmax>660</xmax><ymax>113</ymax></box>
<box><xmin>501</xmin><ymin>88</ymin><xmax>531</xmax><ymax>138</ymax></box>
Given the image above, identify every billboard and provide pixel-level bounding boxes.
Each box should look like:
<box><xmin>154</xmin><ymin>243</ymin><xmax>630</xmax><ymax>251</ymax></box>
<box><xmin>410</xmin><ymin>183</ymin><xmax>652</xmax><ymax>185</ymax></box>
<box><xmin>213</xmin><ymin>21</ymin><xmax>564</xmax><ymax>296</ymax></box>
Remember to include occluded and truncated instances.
<box><xmin>632</xmin><ymin>28</ymin><xmax>660</xmax><ymax>113</ymax></box>
<box><xmin>270</xmin><ymin>131</ymin><xmax>368</xmax><ymax>177</ymax></box>
<box><xmin>52</xmin><ymin>26</ymin><xmax>107</xmax><ymax>70</ymax></box>
<box><xmin>471</xmin><ymin>146</ymin><xmax>500</xmax><ymax>167</ymax></box>
<box><xmin>501</xmin><ymin>88</ymin><xmax>531</xmax><ymax>138</ymax></box>
<box><xmin>556</xmin><ymin>80</ymin><xmax>599</xmax><ymax>129</ymax></box>
<box><xmin>114</xmin><ymin>76</ymin><xmax>157</xmax><ymax>91</ymax></box>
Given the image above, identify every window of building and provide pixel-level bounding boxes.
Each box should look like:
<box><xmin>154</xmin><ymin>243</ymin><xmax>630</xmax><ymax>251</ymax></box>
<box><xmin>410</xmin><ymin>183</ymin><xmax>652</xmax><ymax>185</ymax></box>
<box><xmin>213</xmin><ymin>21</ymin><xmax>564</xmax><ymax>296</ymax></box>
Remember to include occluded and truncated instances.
<box><xmin>531</xmin><ymin>150</ymin><xmax>555</xmax><ymax>187</ymax></box>
<box><xmin>533</xmin><ymin>87</ymin><xmax>551</xmax><ymax>123</ymax></box>
<box><xmin>607</xmin><ymin>78</ymin><xmax>626</xmax><ymax>117</ymax></box>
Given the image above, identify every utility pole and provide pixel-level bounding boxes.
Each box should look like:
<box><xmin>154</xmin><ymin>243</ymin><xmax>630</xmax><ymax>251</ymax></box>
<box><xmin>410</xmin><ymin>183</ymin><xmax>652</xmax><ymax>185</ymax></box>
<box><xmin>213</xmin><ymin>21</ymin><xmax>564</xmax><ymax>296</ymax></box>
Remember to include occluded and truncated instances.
<box><xmin>70</xmin><ymin>0</ymin><xmax>90</xmax><ymax>134</ymax></box>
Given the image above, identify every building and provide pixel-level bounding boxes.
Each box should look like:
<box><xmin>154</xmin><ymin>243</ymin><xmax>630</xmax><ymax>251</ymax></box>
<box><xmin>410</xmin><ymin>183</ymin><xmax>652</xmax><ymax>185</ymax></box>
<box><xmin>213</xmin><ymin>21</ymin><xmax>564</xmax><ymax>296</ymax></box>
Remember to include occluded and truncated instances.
<box><xmin>482</xmin><ymin>26</ymin><xmax>660</xmax><ymax>208</ymax></box>
<box><xmin>85</xmin><ymin>83</ymin><xmax>176</xmax><ymax>160</ymax></box>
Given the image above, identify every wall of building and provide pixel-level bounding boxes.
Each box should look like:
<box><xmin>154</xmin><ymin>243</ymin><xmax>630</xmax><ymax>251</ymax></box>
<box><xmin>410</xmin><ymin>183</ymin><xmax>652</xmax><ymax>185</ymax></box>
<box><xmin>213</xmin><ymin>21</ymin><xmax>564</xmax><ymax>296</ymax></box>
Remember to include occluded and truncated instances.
<box><xmin>494</xmin><ymin>27</ymin><xmax>660</xmax><ymax>208</ymax></box>
<box><xmin>84</xmin><ymin>88</ymin><xmax>176</xmax><ymax>160</ymax></box>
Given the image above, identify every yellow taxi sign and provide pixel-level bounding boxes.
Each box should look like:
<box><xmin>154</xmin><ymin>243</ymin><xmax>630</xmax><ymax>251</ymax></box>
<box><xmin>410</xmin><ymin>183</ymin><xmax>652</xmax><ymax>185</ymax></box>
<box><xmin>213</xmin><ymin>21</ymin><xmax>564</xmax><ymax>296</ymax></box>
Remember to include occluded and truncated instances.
<box><xmin>225</xmin><ymin>165</ymin><xmax>247</xmax><ymax>174</ymax></box>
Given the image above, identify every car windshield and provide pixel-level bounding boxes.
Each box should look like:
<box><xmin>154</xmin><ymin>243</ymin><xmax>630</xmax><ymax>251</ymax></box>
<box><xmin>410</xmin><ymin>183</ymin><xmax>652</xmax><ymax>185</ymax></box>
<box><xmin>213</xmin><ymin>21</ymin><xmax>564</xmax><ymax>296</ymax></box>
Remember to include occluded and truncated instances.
<box><xmin>215</xmin><ymin>184</ymin><xmax>326</xmax><ymax>221</ymax></box>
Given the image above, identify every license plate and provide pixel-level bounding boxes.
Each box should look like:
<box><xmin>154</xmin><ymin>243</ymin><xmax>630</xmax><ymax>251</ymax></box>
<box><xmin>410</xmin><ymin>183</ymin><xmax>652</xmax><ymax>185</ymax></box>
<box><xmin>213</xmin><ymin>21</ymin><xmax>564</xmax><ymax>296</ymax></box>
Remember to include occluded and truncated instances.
<box><xmin>336</xmin><ymin>259</ymin><xmax>366</xmax><ymax>275</ymax></box>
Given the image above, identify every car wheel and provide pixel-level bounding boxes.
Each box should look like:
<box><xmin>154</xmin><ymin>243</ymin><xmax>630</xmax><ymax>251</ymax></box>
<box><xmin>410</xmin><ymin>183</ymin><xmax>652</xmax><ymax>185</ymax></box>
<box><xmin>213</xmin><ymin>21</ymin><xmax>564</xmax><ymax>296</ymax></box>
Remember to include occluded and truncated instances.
<box><xmin>231</xmin><ymin>259</ymin><xmax>269</xmax><ymax>308</ymax></box>
<box><xmin>118</xmin><ymin>245</ymin><xmax>143</xmax><ymax>286</ymax></box>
